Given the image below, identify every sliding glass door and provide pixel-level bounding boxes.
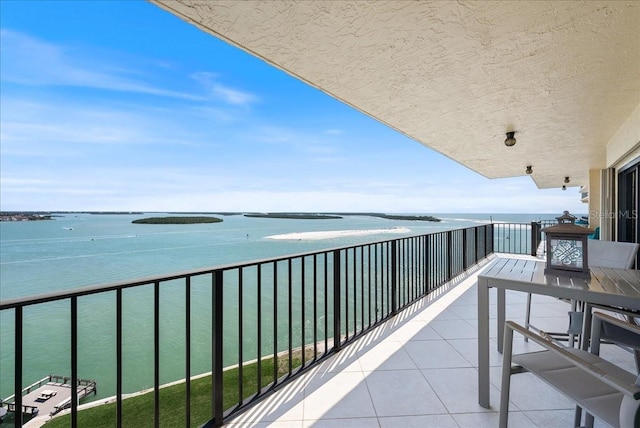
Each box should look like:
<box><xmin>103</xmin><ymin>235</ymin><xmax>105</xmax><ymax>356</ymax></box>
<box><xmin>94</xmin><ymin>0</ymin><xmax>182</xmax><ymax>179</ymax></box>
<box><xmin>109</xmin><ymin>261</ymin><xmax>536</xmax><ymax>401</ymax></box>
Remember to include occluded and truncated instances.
<box><xmin>618</xmin><ymin>158</ymin><xmax>640</xmax><ymax>266</ymax></box>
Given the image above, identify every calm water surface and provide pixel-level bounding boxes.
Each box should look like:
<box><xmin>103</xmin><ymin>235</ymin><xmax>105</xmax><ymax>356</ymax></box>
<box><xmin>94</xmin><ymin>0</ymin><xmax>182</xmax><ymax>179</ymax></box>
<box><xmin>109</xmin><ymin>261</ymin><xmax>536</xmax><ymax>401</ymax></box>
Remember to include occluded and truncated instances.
<box><xmin>0</xmin><ymin>212</ymin><xmax>556</xmax><ymax>401</ymax></box>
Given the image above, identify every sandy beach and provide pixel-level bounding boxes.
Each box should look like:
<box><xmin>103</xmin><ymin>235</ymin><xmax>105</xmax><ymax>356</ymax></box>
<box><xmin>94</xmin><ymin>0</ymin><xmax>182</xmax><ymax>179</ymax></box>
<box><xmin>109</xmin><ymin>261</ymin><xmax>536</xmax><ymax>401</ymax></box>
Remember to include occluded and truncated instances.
<box><xmin>265</xmin><ymin>227</ymin><xmax>411</xmax><ymax>240</ymax></box>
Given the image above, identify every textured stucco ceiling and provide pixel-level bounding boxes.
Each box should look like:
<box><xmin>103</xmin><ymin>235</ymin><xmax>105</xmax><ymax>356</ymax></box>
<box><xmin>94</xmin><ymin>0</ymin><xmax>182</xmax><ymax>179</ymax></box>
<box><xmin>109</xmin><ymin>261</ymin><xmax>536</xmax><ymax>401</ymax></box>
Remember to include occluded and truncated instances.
<box><xmin>151</xmin><ymin>0</ymin><xmax>640</xmax><ymax>189</ymax></box>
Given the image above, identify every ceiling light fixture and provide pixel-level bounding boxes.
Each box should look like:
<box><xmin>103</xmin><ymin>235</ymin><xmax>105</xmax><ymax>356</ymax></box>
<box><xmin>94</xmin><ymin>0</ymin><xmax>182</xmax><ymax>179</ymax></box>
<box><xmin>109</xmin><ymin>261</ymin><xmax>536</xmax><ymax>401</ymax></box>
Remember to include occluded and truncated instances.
<box><xmin>526</xmin><ymin>165</ymin><xmax>533</xmax><ymax>175</ymax></box>
<box><xmin>564</xmin><ymin>177</ymin><xmax>570</xmax><ymax>184</ymax></box>
<box><xmin>504</xmin><ymin>131</ymin><xmax>516</xmax><ymax>147</ymax></box>
<box><xmin>562</xmin><ymin>185</ymin><xmax>567</xmax><ymax>191</ymax></box>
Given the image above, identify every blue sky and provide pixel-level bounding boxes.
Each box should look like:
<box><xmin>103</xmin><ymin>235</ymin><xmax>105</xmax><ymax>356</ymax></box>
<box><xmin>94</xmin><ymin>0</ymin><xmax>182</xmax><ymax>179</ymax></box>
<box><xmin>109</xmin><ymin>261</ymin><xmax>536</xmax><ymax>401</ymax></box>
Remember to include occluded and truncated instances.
<box><xmin>0</xmin><ymin>1</ymin><xmax>584</xmax><ymax>214</ymax></box>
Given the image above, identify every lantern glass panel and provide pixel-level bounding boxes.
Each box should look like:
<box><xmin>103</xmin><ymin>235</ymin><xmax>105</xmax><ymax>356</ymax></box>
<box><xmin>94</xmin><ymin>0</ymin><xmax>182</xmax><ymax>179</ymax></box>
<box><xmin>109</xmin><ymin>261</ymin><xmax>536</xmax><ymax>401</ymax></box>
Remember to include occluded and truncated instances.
<box><xmin>549</xmin><ymin>238</ymin><xmax>583</xmax><ymax>269</ymax></box>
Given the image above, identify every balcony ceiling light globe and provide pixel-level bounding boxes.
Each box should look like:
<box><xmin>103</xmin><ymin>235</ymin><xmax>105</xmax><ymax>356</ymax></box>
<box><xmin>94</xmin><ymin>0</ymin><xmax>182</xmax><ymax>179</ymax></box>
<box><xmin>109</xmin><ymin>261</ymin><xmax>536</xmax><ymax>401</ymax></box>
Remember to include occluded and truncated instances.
<box><xmin>504</xmin><ymin>131</ymin><xmax>516</xmax><ymax>147</ymax></box>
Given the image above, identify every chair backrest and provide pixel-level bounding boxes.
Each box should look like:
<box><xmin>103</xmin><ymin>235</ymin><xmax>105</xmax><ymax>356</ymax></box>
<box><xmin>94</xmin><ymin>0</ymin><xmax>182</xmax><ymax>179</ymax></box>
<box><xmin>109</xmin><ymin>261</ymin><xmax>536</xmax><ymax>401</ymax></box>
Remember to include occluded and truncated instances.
<box><xmin>588</xmin><ymin>239</ymin><xmax>640</xmax><ymax>269</ymax></box>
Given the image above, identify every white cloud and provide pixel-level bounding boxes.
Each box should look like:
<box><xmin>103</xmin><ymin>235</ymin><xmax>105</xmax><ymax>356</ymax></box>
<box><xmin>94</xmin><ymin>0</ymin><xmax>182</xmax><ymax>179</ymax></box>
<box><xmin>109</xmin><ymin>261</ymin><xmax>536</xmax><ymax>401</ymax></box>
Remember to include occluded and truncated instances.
<box><xmin>1</xmin><ymin>29</ymin><xmax>200</xmax><ymax>100</ymax></box>
<box><xmin>190</xmin><ymin>72</ymin><xmax>258</xmax><ymax>106</ymax></box>
<box><xmin>0</xmin><ymin>94</ymin><xmax>235</xmax><ymax>158</ymax></box>
<box><xmin>324</xmin><ymin>129</ymin><xmax>344</xmax><ymax>135</ymax></box>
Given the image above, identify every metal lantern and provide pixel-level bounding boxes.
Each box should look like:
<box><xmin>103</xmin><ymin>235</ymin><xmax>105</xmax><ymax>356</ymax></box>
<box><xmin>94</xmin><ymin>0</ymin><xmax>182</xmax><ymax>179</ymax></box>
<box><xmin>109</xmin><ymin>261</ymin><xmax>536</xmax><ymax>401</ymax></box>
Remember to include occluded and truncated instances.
<box><xmin>541</xmin><ymin>211</ymin><xmax>595</xmax><ymax>277</ymax></box>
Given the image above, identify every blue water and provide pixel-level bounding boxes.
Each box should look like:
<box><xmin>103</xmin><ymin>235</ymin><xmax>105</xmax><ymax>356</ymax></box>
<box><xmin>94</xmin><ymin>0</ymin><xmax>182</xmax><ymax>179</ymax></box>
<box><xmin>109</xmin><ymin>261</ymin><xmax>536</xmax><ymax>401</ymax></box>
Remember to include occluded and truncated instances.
<box><xmin>0</xmin><ymin>212</ymin><xmax>558</xmax><ymax>401</ymax></box>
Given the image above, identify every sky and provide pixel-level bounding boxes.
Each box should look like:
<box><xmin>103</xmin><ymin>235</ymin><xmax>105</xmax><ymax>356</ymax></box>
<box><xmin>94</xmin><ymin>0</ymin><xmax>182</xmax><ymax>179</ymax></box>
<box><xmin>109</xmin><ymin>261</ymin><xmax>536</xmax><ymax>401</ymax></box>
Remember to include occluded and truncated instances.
<box><xmin>0</xmin><ymin>1</ymin><xmax>586</xmax><ymax>214</ymax></box>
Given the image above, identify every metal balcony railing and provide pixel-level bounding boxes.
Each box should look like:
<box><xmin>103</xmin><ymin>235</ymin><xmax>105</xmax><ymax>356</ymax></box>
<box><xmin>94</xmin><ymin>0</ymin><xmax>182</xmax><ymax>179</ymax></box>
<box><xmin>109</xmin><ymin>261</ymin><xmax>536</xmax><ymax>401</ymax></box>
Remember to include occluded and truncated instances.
<box><xmin>492</xmin><ymin>221</ymin><xmax>548</xmax><ymax>256</ymax></box>
<box><xmin>0</xmin><ymin>222</ymin><xmax>541</xmax><ymax>427</ymax></box>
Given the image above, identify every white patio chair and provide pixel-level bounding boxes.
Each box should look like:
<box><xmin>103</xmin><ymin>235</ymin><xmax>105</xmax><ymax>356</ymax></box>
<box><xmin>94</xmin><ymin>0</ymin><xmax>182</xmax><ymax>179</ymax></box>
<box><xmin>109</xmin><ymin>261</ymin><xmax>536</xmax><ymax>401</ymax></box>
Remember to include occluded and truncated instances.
<box><xmin>588</xmin><ymin>239</ymin><xmax>640</xmax><ymax>269</ymax></box>
<box><xmin>524</xmin><ymin>239</ymin><xmax>639</xmax><ymax>347</ymax></box>
<box><xmin>500</xmin><ymin>312</ymin><xmax>640</xmax><ymax>428</ymax></box>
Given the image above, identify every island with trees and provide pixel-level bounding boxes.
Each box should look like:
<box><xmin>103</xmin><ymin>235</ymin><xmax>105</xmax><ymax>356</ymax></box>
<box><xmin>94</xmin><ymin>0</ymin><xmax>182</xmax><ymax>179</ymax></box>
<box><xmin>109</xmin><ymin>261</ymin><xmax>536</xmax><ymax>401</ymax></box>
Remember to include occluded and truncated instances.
<box><xmin>132</xmin><ymin>216</ymin><xmax>223</xmax><ymax>224</ymax></box>
<box><xmin>368</xmin><ymin>214</ymin><xmax>441</xmax><ymax>222</ymax></box>
<box><xmin>244</xmin><ymin>213</ymin><xmax>342</xmax><ymax>220</ymax></box>
<box><xmin>0</xmin><ymin>212</ymin><xmax>53</xmax><ymax>221</ymax></box>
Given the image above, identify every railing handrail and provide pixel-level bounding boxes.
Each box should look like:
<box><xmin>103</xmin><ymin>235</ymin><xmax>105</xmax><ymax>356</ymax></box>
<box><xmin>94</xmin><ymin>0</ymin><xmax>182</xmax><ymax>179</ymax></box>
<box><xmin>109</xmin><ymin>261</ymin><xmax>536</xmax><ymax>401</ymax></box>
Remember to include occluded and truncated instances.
<box><xmin>0</xmin><ymin>225</ymin><xmax>486</xmax><ymax>310</ymax></box>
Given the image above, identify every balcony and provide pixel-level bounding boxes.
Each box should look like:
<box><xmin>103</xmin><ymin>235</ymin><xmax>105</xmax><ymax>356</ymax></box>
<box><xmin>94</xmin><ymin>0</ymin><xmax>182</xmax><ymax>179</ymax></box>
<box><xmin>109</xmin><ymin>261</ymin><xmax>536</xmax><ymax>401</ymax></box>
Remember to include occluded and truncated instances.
<box><xmin>1</xmin><ymin>223</ymin><xmax>631</xmax><ymax>427</ymax></box>
<box><xmin>221</xmin><ymin>254</ymin><xmax>631</xmax><ymax>427</ymax></box>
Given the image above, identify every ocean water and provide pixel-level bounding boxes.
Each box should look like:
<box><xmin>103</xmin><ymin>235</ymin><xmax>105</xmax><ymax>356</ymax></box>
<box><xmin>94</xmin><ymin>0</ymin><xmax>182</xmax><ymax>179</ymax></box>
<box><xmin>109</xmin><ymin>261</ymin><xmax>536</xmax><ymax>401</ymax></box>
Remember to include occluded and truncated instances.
<box><xmin>0</xmin><ymin>212</ymin><xmax>558</xmax><ymax>401</ymax></box>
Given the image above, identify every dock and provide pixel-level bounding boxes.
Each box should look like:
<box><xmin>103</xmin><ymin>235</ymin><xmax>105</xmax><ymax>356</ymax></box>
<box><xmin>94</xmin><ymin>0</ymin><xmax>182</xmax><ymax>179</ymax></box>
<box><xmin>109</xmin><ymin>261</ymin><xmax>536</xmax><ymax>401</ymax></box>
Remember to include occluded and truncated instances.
<box><xmin>1</xmin><ymin>375</ymin><xmax>97</xmax><ymax>420</ymax></box>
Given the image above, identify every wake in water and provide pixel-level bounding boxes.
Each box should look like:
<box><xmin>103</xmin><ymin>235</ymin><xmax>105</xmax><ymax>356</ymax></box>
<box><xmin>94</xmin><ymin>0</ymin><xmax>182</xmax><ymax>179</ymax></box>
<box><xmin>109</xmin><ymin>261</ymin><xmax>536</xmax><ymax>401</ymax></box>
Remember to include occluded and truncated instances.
<box><xmin>265</xmin><ymin>227</ymin><xmax>411</xmax><ymax>240</ymax></box>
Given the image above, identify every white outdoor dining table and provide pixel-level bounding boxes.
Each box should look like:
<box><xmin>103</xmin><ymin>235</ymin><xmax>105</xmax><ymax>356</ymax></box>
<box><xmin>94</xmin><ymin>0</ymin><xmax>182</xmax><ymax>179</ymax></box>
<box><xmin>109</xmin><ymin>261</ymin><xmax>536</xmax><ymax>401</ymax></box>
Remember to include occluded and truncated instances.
<box><xmin>477</xmin><ymin>257</ymin><xmax>640</xmax><ymax>408</ymax></box>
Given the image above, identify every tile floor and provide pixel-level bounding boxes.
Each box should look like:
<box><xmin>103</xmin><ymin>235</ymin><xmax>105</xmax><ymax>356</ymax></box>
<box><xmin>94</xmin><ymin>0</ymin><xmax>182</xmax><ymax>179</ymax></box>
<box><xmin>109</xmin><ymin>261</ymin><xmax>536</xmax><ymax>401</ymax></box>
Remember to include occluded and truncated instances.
<box><xmin>224</xmin><ymin>255</ymin><xmax>635</xmax><ymax>428</ymax></box>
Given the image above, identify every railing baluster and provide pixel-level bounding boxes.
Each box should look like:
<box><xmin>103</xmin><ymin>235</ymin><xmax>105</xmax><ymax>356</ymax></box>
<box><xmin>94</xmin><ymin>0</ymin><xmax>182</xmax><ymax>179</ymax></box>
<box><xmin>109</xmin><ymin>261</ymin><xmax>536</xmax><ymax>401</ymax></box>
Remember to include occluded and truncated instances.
<box><xmin>413</xmin><ymin>238</ymin><xmax>417</xmax><ymax>300</ymax></box>
<box><xmin>391</xmin><ymin>241</ymin><xmax>397</xmax><ymax>315</ymax></box>
<box><xmin>463</xmin><ymin>228</ymin><xmax>468</xmax><ymax>270</ymax></box>
<box><xmin>373</xmin><ymin>245</ymin><xmax>384</xmax><ymax>324</ymax></box>
<box><xmin>436</xmin><ymin>233</ymin><xmax>448</xmax><ymax>286</ymax></box>
<box><xmin>418</xmin><ymin>237</ymin><xmax>422</xmax><ymax>295</ymax></box>
<box><xmin>324</xmin><ymin>254</ymin><xmax>328</xmax><ymax>354</ymax></box>
<box><xmin>185</xmin><ymin>276</ymin><xmax>191</xmax><ymax>428</ymax></box>
<box><xmin>212</xmin><ymin>270</ymin><xmax>223</xmax><ymax>427</ymax></box>
<box><xmin>382</xmin><ymin>242</ymin><xmax>387</xmax><ymax>318</ymax></box>
<box><xmin>403</xmin><ymin>239</ymin><xmax>407</xmax><ymax>306</ymax></box>
<box><xmin>423</xmin><ymin>237</ymin><xmax>427</xmax><ymax>292</ymax></box>
<box><xmin>301</xmin><ymin>257</ymin><xmax>306</xmax><ymax>367</ymax></box>
<box><xmin>71</xmin><ymin>296</ymin><xmax>78</xmax><ymax>428</ymax></box>
<box><xmin>403</xmin><ymin>239</ymin><xmax>408</xmax><ymax>304</ymax></box>
<box><xmin>411</xmin><ymin>238</ymin><xmax>415</xmax><ymax>301</ymax></box>
<box><xmin>368</xmin><ymin>245</ymin><xmax>372</xmax><ymax>326</ymax></box>
<box><xmin>447</xmin><ymin>231</ymin><xmax>453</xmax><ymax>281</ymax></box>
<box><xmin>333</xmin><ymin>250</ymin><xmax>341</xmax><ymax>352</ymax></box>
<box><xmin>424</xmin><ymin>235</ymin><xmax>430</xmax><ymax>293</ymax></box>
<box><xmin>352</xmin><ymin>248</ymin><xmax>357</xmax><ymax>337</ymax></box>
<box><xmin>479</xmin><ymin>226</ymin><xmax>483</xmax><ymax>259</ymax></box>
<box><xmin>400</xmin><ymin>241</ymin><xmax>404</xmax><ymax>305</ymax></box>
<box><xmin>416</xmin><ymin>237</ymin><xmax>420</xmax><ymax>297</ymax></box>
<box><xmin>273</xmin><ymin>263</ymin><xmax>278</xmax><ymax>385</ymax></box>
<box><xmin>257</xmin><ymin>264</ymin><xmax>262</xmax><ymax>394</ymax></box>
<box><xmin>238</xmin><ymin>268</ymin><xmax>243</xmax><ymax>403</ymax></box>
<box><xmin>288</xmin><ymin>259</ymin><xmax>292</xmax><ymax>375</ymax></box>
<box><xmin>154</xmin><ymin>281</ymin><xmax>160</xmax><ymax>428</ymax></box>
<box><xmin>313</xmin><ymin>255</ymin><xmax>317</xmax><ymax>360</ymax></box>
<box><xmin>344</xmin><ymin>251</ymin><xmax>349</xmax><ymax>341</ymax></box>
<box><xmin>117</xmin><ymin>289</ymin><xmax>123</xmax><ymax>428</ymax></box>
<box><xmin>360</xmin><ymin>246</ymin><xmax>364</xmax><ymax>333</ymax></box>
<box><xmin>15</xmin><ymin>306</ymin><xmax>23</xmax><ymax>427</ymax></box>
<box><xmin>398</xmin><ymin>238</ymin><xmax>411</xmax><ymax>302</ymax></box>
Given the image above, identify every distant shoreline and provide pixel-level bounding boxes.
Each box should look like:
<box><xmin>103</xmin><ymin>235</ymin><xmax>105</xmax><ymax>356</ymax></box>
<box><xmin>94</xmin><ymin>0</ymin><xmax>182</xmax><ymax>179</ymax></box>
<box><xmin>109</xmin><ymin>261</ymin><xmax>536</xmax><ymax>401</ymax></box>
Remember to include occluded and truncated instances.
<box><xmin>244</xmin><ymin>212</ymin><xmax>441</xmax><ymax>222</ymax></box>
<box><xmin>0</xmin><ymin>213</ymin><xmax>53</xmax><ymax>222</ymax></box>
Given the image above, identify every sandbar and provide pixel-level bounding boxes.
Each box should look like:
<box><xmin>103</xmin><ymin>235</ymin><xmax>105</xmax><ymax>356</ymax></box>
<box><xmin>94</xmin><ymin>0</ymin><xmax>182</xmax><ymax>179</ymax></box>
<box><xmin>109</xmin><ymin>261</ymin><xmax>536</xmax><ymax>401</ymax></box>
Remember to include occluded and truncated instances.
<box><xmin>265</xmin><ymin>227</ymin><xmax>411</xmax><ymax>240</ymax></box>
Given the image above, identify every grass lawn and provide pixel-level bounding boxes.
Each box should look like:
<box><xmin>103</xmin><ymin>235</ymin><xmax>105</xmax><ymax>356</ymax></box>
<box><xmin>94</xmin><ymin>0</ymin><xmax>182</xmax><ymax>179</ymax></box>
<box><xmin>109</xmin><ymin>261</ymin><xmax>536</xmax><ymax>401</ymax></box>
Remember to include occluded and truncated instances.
<box><xmin>42</xmin><ymin>352</ymin><xmax>314</xmax><ymax>427</ymax></box>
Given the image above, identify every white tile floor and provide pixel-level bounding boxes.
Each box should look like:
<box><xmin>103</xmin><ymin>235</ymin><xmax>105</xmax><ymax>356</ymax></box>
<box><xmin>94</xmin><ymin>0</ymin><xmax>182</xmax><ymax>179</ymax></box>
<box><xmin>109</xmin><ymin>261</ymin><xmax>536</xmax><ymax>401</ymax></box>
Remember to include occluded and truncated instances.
<box><xmin>224</xmin><ymin>255</ymin><xmax>634</xmax><ymax>428</ymax></box>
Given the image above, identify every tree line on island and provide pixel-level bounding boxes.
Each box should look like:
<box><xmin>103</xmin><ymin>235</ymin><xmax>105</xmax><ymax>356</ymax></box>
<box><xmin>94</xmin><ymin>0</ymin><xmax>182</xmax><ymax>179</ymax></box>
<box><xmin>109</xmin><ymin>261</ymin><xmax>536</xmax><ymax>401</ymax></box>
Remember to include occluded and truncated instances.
<box><xmin>131</xmin><ymin>213</ymin><xmax>441</xmax><ymax>224</ymax></box>
<box><xmin>132</xmin><ymin>216</ymin><xmax>223</xmax><ymax>224</ymax></box>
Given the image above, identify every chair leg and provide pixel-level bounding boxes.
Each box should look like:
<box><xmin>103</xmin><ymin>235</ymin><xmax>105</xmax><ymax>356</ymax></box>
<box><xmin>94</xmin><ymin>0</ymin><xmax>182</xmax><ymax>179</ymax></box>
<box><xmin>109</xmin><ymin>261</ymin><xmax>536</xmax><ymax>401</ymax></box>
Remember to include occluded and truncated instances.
<box><xmin>585</xmin><ymin>412</ymin><xmax>595</xmax><ymax>428</ymax></box>
<box><xmin>568</xmin><ymin>300</ymin><xmax>579</xmax><ymax>347</ymax></box>
<box><xmin>524</xmin><ymin>293</ymin><xmax>532</xmax><ymax>342</ymax></box>
<box><xmin>499</xmin><ymin>324</ymin><xmax>515</xmax><ymax>428</ymax></box>
<box><xmin>573</xmin><ymin>406</ymin><xmax>582</xmax><ymax>428</ymax></box>
<box><xmin>580</xmin><ymin>303</ymin><xmax>594</xmax><ymax>351</ymax></box>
